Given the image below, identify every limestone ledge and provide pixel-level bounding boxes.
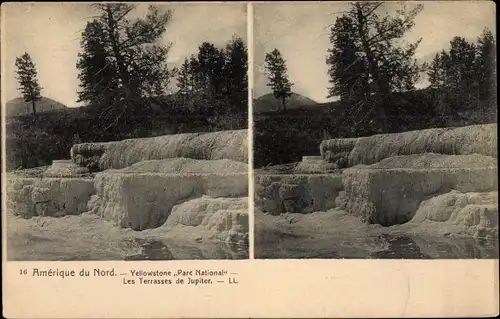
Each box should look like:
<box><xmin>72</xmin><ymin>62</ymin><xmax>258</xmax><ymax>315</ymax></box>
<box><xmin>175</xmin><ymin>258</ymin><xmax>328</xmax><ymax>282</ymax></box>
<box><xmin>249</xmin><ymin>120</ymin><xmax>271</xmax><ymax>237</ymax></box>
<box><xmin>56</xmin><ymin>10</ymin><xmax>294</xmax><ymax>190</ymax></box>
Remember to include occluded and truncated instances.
<box><xmin>254</xmin><ymin>159</ymin><xmax>498</xmax><ymax>240</ymax></box>
<box><xmin>340</xmin><ymin>166</ymin><xmax>497</xmax><ymax>226</ymax></box>
<box><xmin>254</xmin><ymin>174</ymin><xmax>343</xmax><ymax>215</ymax></box>
<box><xmin>6</xmin><ymin>176</ymin><xmax>95</xmax><ymax>218</ymax></box>
<box><xmin>6</xmin><ymin>169</ymin><xmax>249</xmax><ymax>244</ymax></box>
<box><xmin>398</xmin><ymin>190</ymin><xmax>498</xmax><ymax>239</ymax></box>
<box><xmin>71</xmin><ymin>129</ymin><xmax>248</xmax><ymax>171</ymax></box>
<box><xmin>43</xmin><ymin>160</ymin><xmax>91</xmax><ymax>178</ymax></box>
<box><xmin>93</xmin><ymin>171</ymin><xmax>248</xmax><ymax>231</ymax></box>
<box><xmin>320</xmin><ymin>123</ymin><xmax>497</xmax><ymax>167</ymax></box>
<box><xmin>161</xmin><ymin>196</ymin><xmax>249</xmax><ymax>245</ymax></box>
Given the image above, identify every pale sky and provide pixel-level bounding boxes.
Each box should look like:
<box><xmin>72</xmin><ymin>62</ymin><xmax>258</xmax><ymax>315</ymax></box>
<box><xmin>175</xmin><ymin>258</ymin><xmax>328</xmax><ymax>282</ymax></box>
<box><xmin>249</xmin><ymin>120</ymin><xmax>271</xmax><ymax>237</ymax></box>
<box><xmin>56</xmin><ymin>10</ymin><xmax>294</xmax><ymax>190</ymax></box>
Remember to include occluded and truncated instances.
<box><xmin>253</xmin><ymin>1</ymin><xmax>496</xmax><ymax>103</ymax></box>
<box><xmin>2</xmin><ymin>2</ymin><xmax>247</xmax><ymax>107</ymax></box>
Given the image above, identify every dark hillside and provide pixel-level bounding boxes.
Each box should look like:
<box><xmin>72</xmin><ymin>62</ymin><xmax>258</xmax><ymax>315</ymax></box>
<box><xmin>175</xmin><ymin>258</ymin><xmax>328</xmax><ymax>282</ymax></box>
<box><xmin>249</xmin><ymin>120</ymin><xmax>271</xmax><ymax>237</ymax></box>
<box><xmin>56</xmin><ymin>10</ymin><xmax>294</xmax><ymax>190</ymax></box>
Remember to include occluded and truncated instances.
<box><xmin>6</xmin><ymin>97</ymin><xmax>68</xmax><ymax>117</ymax></box>
<box><xmin>253</xmin><ymin>88</ymin><xmax>496</xmax><ymax>168</ymax></box>
<box><xmin>5</xmin><ymin>100</ymin><xmax>247</xmax><ymax>171</ymax></box>
<box><xmin>253</xmin><ymin>92</ymin><xmax>318</xmax><ymax>113</ymax></box>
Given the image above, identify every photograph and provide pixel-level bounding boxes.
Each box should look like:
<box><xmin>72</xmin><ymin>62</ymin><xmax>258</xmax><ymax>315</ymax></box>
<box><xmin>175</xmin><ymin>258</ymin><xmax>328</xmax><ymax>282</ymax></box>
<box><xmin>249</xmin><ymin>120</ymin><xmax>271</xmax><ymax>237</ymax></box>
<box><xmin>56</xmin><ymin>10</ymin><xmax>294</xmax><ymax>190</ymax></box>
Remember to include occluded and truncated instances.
<box><xmin>3</xmin><ymin>2</ymin><xmax>249</xmax><ymax>261</ymax></box>
<box><xmin>253</xmin><ymin>1</ymin><xmax>498</xmax><ymax>259</ymax></box>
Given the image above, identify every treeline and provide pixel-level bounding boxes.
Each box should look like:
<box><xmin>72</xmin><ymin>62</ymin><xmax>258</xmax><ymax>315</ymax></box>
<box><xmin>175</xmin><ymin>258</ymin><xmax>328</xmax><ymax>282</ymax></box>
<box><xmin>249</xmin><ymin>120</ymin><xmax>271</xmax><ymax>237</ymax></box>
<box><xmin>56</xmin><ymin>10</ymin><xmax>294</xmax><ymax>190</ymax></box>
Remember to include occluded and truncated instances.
<box><xmin>427</xmin><ymin>31</ymin><xmax>496</xmax><ymax>120</ymax></box>
<box><xmin>175</xmin><ymin>37</ymin><xmax>248</xmax><ymax>116</ymax></box>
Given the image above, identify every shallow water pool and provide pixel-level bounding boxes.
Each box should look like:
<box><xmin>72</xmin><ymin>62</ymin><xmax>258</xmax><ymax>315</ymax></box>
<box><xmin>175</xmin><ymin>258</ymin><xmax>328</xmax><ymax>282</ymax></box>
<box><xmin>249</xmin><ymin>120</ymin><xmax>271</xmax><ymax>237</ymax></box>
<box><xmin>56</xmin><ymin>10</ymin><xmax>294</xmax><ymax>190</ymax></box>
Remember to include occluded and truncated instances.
<box><xmin>255</xmin><ymin>233</ymin><xmax>499</xmax><ymax>259</ymax></box>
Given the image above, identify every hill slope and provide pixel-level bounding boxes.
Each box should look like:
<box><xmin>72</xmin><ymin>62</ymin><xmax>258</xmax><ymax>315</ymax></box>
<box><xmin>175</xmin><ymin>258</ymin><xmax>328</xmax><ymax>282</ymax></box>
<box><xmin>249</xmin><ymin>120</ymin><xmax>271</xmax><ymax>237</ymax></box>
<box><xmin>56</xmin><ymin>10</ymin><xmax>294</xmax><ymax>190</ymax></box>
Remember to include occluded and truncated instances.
<box><xmin>6</xmin><ymin>97</ymin><xmax>68</xmax><ymax>116</ymax></box>
<box><xmin>253</xmin><ymin>92</ymin><xmax>318</xmax><ymax>113</ymax></box>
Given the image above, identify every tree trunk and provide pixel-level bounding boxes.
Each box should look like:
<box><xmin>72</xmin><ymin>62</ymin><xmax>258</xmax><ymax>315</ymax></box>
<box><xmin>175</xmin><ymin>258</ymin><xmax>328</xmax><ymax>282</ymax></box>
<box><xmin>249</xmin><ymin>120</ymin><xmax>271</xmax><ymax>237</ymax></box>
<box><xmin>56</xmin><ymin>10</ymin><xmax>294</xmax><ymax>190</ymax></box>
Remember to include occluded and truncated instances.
<box><xmin>282</xmin><ymin>96</ymin><xmax>287</xmax><ymax>113</ymax></box>
<box><xmin>355</xmin><ymin>6</ymin><xmax>390</xmax><ymax>98</ymax></box>
<box><xmin>355</xmin><ymin>5</ymin><xmax>392</xmax><ymax>129</ymax></box>
<box><xmin>31</xmin><ymin>100</ymin><xmax>37</xmax><ymax>116</ymax></box>
<box><xmin>31</xmin><ymin>100</ymin><xmax>38</xmax><ymax>124</ymax></box>
<box><xmin>104</xmin><ymin>6</ymin><xmax>139</xmax><ymax>134</ymax></box>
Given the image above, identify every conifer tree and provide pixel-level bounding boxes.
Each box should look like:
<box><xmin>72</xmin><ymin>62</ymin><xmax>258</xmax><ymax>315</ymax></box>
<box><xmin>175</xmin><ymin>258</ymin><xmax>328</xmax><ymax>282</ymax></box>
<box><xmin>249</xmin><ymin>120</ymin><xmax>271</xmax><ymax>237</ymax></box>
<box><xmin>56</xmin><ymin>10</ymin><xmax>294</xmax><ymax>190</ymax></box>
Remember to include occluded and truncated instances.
<box><xmin>177</xmin><ymin>57</ymin><xmax>191</xmax><ymax>96</ymax></box>
<box><xmin>326</xmin><ymin>16</ymin><xmax>368</xmax><ymax>103</ymax></box>
<box><xmin>189</xmin><ymin>55</ymin><xmax>203</xmax><ymax>94</ymax></box>
<box><xmin>264</xmin><ymin>48</ymin><xmax>293</xmax><ymax>112</ymax></box>
<box><xmin>475</xmin><ymin>28</ymin><xmax>496</xmax><ymax>103</ymax></box>
<box><xmin>76</xmin><ymin>20</ymin><xmax>118</xmax><ymax>108</ymax></box>
<box><xmin>197</xmin><ymin>42</ymin><xmax>225</xmax><ymax>97</ymax></box>
<box><xmin>325</xmin><ymin>1</ymin><xmax>425</xmax><ymax>129</ymax></box>
<box><xmin>15</xmin><ymin>52</ymin><xmax>43</xmax><ymax>118</ymax></box>
<box><xmin>224</xmin><ymin>36</ymin><xmax>248</xmax><ymax>113</ymax></box>
<box><xmin>445</xmin><ymin>37</ymin><xmax>477</xmax><ymax>109</ymax></box>
<box><xmin>77</xmin><ymin>4</ymin><xmax>175</xmax><ymax>135</ymax></box>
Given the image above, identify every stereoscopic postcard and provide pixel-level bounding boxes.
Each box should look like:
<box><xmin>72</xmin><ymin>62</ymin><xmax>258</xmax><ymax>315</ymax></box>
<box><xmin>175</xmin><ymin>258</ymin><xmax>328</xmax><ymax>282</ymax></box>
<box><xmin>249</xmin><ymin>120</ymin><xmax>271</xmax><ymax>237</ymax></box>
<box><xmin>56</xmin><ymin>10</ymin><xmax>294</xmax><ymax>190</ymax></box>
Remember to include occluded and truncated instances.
<box><xmin>2</xmin><ymin>1</ymin><xmax>498</xmax><ymax>318</ymax></box>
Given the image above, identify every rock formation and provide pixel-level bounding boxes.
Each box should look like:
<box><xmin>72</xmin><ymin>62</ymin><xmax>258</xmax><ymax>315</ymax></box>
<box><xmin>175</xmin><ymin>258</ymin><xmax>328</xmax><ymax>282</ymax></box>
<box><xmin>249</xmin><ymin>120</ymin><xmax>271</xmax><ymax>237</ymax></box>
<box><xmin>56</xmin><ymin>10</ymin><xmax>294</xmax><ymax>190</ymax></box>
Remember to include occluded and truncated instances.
<box><xmin>7</xmin><ymin>176</ymin><xmax>95</xmax><ymax>218</ymax></box>
<box><xmin>93</xmin><ymin>171</ymin><xmax>247</xmax><ymax>230</ymax></box>
<box><xmin>71</xmin><ymin>129</ymin><xmax>248</xmax><ymax>171</ymax></box>
<box><xmin>7</xmin><ymin>130</ymin><xmax>249</xmax><ymax>249</ymax></box>
<box><xmin>254</xmin><ymin>174</ymin><xmax>342</xmax><ymax>215</ymax></box>
<box><xmin>164</xmin><ymin>196</ymin><xmax>249</xmax><ymax>245</ymax></box>
<box><xmin>320</xmin><ymin>123</ymin><xmax>497</xmax><ymax>167</ymax></box>
<box><xmin>341</xmin><ymin>164</ymin><xmax>497</xmax><ymax>226</ymax></box>
<box><xmin>255</xmin><ymin>123</ymin><xmax>498</xmax><ymax>240</ymax></box>
<box><xmin>401</xmin><ymin>190</ymin><xmax>498</xmax><ymax>238</ymax></box>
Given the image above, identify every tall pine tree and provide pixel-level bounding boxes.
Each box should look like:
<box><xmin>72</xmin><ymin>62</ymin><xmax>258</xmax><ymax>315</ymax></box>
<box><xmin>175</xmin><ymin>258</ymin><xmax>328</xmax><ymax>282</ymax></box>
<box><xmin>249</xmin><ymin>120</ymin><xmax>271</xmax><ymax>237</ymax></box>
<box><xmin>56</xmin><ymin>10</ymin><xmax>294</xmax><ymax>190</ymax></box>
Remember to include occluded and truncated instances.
<box><xmin>427</xmin><ymin>52</ymin><xmax>447</xmax><ymax>90</ymax></box>
<box><xmin>264</xmin><ymin>48</ymin><xmax>293</xmax><ymax>112</ymax></box>
<box><xmin>197</xmin><ymin>42</ymin><xmax>225</xmax><ymax>98</ymax></box>
<box><xmin>177</xmin><ymin>57</ymin><xmax>191</xmax><ymax>97</ymax></box>
<box><xmin>326</xmin><ymin>1</ymin><xmax>425</xmax><ymax>130</ymax></box>
<box><xmin>427</xmin><ymin>51</ymin><xmax>451</xmax><ymax>115</ymax></box>
<box><xmin>76</xmin><ymin>20</ymin><xmax>118</xmax><ymax>108</ymax></box>
<box><xmin>77</xmin><ymin>4</ymin><xmax>175</xmax><ymax>135</ymax></box>
<box><xmin>445</xmin><ymin>37</ymin><xmax>478</xmax><ymax>110</ymax></box>
<box><xmin>475</xmin><ymin>28</ymin><xmax>496</xmax><ymax>103</ymax></box>
<box><xmin>186</xmin><ymin>55</ymin><xmax>203</xmax><ymax>96</ymax></box>
<box><xmin>224</xmin><ymin>36</ymin><xmax>248</xmax><ymax>113</ymax></box>
<box><xmin>326</xmin><ymin>16</ymin><xmax>368</xmax><ymax>103</ymax></box>
<box><xmin>15</xmin><ymin>52</ymin><xmax>43</xmax><ymax>118</ymax></box>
